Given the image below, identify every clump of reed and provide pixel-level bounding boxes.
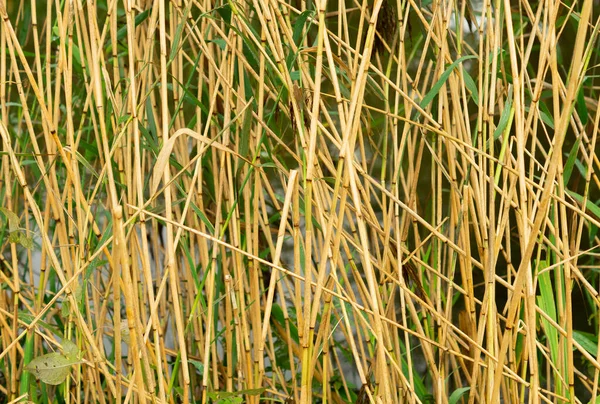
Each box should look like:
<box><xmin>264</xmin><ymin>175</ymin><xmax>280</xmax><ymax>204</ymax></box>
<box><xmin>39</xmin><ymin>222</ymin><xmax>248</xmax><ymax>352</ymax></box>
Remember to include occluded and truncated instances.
<box><xmin>0</xmin><ymin>0</ymin><xmax>599</xmax><ymax>403</ymax></box>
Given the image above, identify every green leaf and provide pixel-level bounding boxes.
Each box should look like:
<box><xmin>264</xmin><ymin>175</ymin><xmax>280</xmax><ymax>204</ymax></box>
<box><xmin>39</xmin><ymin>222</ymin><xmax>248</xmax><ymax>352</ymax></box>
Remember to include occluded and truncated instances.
<box><xmin>567</xmin><ymin>191</ymin><xmax>600</xmax><ymax>219</ymax></box>
<box><xmin>573</xmin><ymin>330</ymin><xmax>598</xmax><ymax>355</ymax></box>
<box><xmin>85</xmin><ymin>258</ymin><xmax>106</xmax><ymax>282</ymax></box>
<box><xmin>217</xmin><ymin>398</ymin><xmax>242</xmax><ymax>404</ymax></box>
<box><xmin>207</xmin><ymin>387</ymin><xmax>265</xmax><ymax>401</ymax></box>
<box><xmin>120</xmin><ymin>320</ymin><xmax>131</xmax><ymax>345</ymax></box>
<box><xmin>61</xmin><ymin>340</ymin><xmax>80</xmax><ymax>361</ymax></box>
<box><xmin>116</xmin><ymin>8</ymin><xmax>153</xmax><ymax>42</ymax></box>
<box><xmin>18</xmin><ymin>313</ymin><xmax>62</xmax><ymax>336</ymax></box>
<box><xmin>239</xmin><ymin>102</ymin><xmax>253</xmax><ymax>159</ymax></box>
<box><xmin>71</xmin><ymin>147</ymin><xmax>100</xmax><ymax>179</ymax></box>
<box><xmin>563</xmin><ymin>138</ymin><xmax>581</xmax><ymax>185</ymax></box>
<box><xmin>449</xmin><ymin>387</ymin><xmax>470</xmax><ymax>404</ymax></box>
<box><xmin>463</xmin><ymin>71</ymin><xmax>479</xmax><ymax>104</ymax></box>
<box><xmin>293</xmin><ymin>10</ymin><xmax>314</xmax><ymax>46</ymax></box>
<box><xmin>12</xmin><ymin>231</ymin><xmax>33</xmax><ymax>249</ymax></box>
<box><xmin>272</xmin><ymin>304</ymin><xmax>299</xmax><ymax>343</ymax></box>
<box><xmin>25</xmin><ymin>352</ymin><xmax>82</xmax><ymax>385</ymax></box>
<box><xmin>19</xmin><ymin>332</ymin><xmax>34</xmax><ymax>396</ymax></box>
<box><xmin>210</xmin><ymin>38</ymin><xmax>227</xmax><ymax>51</ymax></box>
<box><xmin>169</xmin><ymin>2</ymin><xmax>193</xmax><ymax>63</ymax></box>
<box><xmin>538</xmin><ymin>101</ymin><xmax>555</xmax><ymax>129</ymax></box>
<box><xmin>72</xmin><ymin>44</ymin><xmax>83</xmax><ymax>74</ymax></box>
<box><xmin>589</xmin><ymin>222</ymin><xmax>599</xmax><ymax>241</ymax></box>
<box><xmin>576</xmin><ymin>82</ymin><xmax>589</xmax><ymax>125</ymax></box>
<box><xmin>419</xmin><ymin>55</ymin><xmax>478</xmax><ymax>111</ymax></box>
<box><xmin>61</xmin><ymin>299</ymin><xmax>71</xmax><ymax>318</ymax></box>
<box><xmin>189</xmin><ymin>359</ymin><xmax>205</xmax><ymax>376</ymax></box>
<box><xmin>0</xmin><ymin>207</ymin><xmax>19</xmax><ymax>232</ymax></box>
<box><xmin>494</xmin><ymin>87</ymin><xmax>513</xmax><ymax>140</ymax></box>
<box><xmin>189</xmin><ymin>202</ymin><xmax>215</xmax><ymax>233</ymax></box>
<box><xmin>537</xmin><ymin>259</ymin><xmax>559</xmax><ymax>366</ymax></box>
<box><xmin>216</xmin><ymin>3</ymin><xmax>232</xmax><ymax>25</ymax></box>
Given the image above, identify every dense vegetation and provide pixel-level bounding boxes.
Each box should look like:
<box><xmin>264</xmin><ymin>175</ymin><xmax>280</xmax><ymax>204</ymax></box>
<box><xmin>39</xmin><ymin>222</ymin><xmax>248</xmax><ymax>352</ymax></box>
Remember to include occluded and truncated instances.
<box><xmin>0</xmin><ymin>0</ymin><xmax>599</xmax><ymax>402</ymax></box>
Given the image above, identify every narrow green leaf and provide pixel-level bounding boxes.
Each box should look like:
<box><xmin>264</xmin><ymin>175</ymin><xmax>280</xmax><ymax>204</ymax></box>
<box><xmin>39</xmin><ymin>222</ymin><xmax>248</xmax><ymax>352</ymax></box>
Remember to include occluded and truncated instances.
<box><xmin>189</xmin><ymin>202</ymin><xmax>216</xmax><ymax>233</ymax></box>
<box><xmin>18</xmin><ymin>313</ymin><xmax>62</xmax><ymax>336</ymax></box>
<box><xmin>116</xmin><ymin>8</ymin><xmax>153</xmax><ymax>42</ymax></box>
<box><xmin>463</xmin><ymin>70</ymin><xmax>479</xmax><ymax>104</ymax></box>
<box><xmin>239</xmin><ymin>102</ymin><xmax>253</xmax><ymax>159</ymax></box>
<box><xmin>419</xmin><ymin>55</ymin><xmax>478</xmax><ymax>110</ymax></box>
<box><xmin>208</xmin><ymin>387</ymin><xmax>266</xmax><ymax>399</ymax></box>
<box><xmin>70</xmin><ymin>147</ymin><xmax>100</xmax><ymax>179</ymax></box>
<box><xmin>567</xmin><ymin>191</ymin><xmax>600</xmax><ymax>219</ymax></box>
<box><xmin>19</xmin><ymin>332</ymin><xmax>35</xmax><ymax>396</ymax></box>
<box><xmin>537</xmin><ymin>259</ymin><xmax>559</xmax><ymax>367</ymax></box>
<box><xmin>563</xmin><ymin>138</ymin><xmax>581</xmax><ymax>185</ymax></box>
<box><xmin>169</xmin><ymin>2</ymin><xmax>193</xmax><ymax>62</ymax></box>
<box><xmin>494</xmin><ymin>87</ymin><xmax>513</xmax><ymax>140</ymax></box>
<box><xmin>576</xmin><ymin>83</ymin><xmax>589</xmax><ymax>125</ymax></box>
<box><xmin>449</xmin><ymin>387</ymin><xmax>471</xmax><ymax>404</ymax></box>
<box><xmin>538</xmin><ymin>101</ymin><xmax>555</xmax><ymax>129</ymax></box>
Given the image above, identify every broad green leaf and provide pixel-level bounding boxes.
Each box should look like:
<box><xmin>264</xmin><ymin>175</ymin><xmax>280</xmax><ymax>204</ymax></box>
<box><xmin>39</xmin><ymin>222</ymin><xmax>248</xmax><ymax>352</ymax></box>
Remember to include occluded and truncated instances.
<box><xmin>293</xmin><ymin>10</ymin><xmax>314</xmax><ymax>46</ymax></box>
<box><xmin>61</xmin><ymin>299</ymin><xmax>71</xmax><ymax>318</ymax></box>
<box><xmin>61</xmin><ymin>340</ymin><xmax>80</xmax><ymax>360</ymax></box>
<box><xmin>573</xmin><ymin>331</ymin><xmax>597</xmax><ymax>355</ymax></box>
<box><xmin>189</xmin><ymin>359</ymin><xmax>205</xmax><ymax>376</ymax></box>
<box><xmin>0</xmin><ymin>207</ymin><xmax>19</xmax><ymax>232</ymax></box>
<box><xmin>210</xmin><ymin>38</ymin><xmax>227</xmax><ymax>50</ymax></box>
<box><xmin>25</xmin><ymin>352</ymin><xmax>82</xmax><ymax>385</ymax></box>
<box><xmin>120</xmin><ymin>320</ymin><xmax>131</xmax><ymax>345</ymax></box>
<box><xmin>9</xmin><ymin>231</ymin><xmax>33</xmax><ymax>249</ymax></box>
